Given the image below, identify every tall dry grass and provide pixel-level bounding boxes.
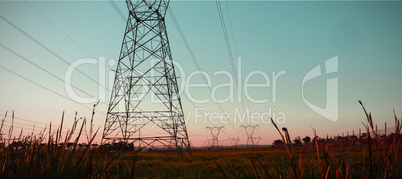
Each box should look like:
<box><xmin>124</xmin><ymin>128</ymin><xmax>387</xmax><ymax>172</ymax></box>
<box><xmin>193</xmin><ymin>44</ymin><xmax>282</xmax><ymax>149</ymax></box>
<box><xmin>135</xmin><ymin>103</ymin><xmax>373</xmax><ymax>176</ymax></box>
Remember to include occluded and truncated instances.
<box><xmin>213</xmin><ymin>101</ymin><xmax>401</xmax><ymax>178</ymax></box>
<box><xmin>261</xmin><ymin>100</ymin><xmax>401</xmax><ymax>178</ymax></box>
<box><xmin>0</xmin><ymin>100</ymin><xmax>401</xmax><ymax>178</ymax></box>
<box><xmin>0</xmin><ymin>107</ymin><xmax>139</xmax><ymax>178</ymax></box>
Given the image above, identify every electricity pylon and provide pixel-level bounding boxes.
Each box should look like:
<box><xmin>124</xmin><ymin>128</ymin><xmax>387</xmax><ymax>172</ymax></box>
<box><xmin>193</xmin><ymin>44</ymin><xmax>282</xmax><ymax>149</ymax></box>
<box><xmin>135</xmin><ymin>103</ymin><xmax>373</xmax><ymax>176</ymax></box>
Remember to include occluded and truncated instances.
<box><xmin>102</xmin><ymin>0</ymin><xmax>191</xmax><ymax>155</ymax></box>
<box><xmin>228</xmin><ymin>137</ymin><xmax>240</xmax><ymax>148</ymax></box>
<box><xmin>206</xmin><ymin>126</ymin><xmax>224</xmax><ymax>148</ymax></box>
<box><xmin>240</xmin><ymin>125</ymin><xmax>260</xmax><ymax>148</ymax></box>
<box><xmin>252</xmin><ymin>136</ymin><xmax>262</xmax><ymax>146</ymax></box>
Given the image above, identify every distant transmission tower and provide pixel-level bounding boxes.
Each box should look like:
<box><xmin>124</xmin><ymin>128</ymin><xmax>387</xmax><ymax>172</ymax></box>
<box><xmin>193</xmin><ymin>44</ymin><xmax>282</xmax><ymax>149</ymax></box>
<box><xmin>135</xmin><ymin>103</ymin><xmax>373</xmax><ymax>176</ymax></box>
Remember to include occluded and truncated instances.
<box><xmin>206</xmin><ymin>126</ymin><xmax>224</xmax><ymax>148</ymax></box>
<box><xmin>252</xmin><ymin>136</ymin><xmax>262</xmax><ymax>146</ymax></box>
<box><xmin>102</xmin><ymin>0</ymin><xmax>191</xmax><ymax>155</ymax></box>
<box><xmin>240</xmin><ymin>125</ymin><xmax>260</xmax><ymax>148</ymax></box>
<box><xmin>228</xmin><ymin>137</ymin><xmax>240</xmax><ymax>148</ymax></box>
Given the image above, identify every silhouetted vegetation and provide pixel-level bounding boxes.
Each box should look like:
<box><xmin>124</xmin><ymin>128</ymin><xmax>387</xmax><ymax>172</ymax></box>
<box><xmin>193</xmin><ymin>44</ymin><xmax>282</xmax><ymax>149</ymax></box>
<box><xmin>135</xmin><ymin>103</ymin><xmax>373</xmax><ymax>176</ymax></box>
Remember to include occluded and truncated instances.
<box><xmin>0</xmin><ymin>100</ymin><xmax>401</xmax><ymax>178</ymax></box>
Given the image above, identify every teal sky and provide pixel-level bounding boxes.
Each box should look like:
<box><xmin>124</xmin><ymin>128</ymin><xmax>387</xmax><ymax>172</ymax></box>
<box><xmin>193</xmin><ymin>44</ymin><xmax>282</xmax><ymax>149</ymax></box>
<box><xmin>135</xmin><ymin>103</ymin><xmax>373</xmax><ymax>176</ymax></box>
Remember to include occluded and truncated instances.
<box><xmin>0</xmin><ymin>1</ymin><xmax>401</xmax><ymax>146</ymax></box>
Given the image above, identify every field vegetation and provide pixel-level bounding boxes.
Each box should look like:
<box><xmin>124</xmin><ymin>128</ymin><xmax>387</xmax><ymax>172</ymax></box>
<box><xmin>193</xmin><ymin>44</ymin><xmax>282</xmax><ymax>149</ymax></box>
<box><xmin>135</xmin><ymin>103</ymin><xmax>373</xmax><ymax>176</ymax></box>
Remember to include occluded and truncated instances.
<box><xmin>0</xmin><ymin>101</ymin><xmax>401</xmax><ymax>178</ymax></box>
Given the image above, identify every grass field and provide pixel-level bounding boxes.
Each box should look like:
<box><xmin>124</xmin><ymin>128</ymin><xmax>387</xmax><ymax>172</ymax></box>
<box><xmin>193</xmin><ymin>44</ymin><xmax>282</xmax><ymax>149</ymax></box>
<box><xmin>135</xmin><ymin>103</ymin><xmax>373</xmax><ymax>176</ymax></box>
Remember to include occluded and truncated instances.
<box><xmin>1</xmin><ymin>101</ymin><xmax>401</xmax><ymax>178</ymax></box>
<box><xmin>1</xmin><ymin>141</ymin><xmax>401</xmax><ymax>178</ymax></box>
<box><xmin>130</xmin><ymin>140</ymin><xmax>402</xmax><ymax>178</ymax></box>
<box><xmin>121</xmin><ymin>147</ymin><xmax>401</xmax><ymax>178</ymax></box>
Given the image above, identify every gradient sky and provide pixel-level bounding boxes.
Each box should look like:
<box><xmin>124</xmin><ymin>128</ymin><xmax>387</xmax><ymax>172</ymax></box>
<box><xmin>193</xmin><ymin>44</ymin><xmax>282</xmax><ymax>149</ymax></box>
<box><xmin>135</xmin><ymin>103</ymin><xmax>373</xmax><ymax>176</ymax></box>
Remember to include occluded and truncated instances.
<box><xmin>0</xmin><ymin>1</ymin><xmax>401</xmax><ymax>147</ymax></box>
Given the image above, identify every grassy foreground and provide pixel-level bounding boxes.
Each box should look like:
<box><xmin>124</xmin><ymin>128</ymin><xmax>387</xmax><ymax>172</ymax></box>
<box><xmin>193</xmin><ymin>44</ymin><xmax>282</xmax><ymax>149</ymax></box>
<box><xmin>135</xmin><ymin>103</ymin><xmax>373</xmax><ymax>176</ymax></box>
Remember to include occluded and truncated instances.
<box><xmin>0</xmin><ymin>101</ymin><xmax>401</xmax><ymax>178</ymax></box>
<box><xmin>1</xmin><ymin>143</ymin><xmax>401</xmax><ymax>178</ymax></box>
<box><xmin>120</xmin><ymin>147</ymin><xmax>402</xmax><ymax>178</ymax></box>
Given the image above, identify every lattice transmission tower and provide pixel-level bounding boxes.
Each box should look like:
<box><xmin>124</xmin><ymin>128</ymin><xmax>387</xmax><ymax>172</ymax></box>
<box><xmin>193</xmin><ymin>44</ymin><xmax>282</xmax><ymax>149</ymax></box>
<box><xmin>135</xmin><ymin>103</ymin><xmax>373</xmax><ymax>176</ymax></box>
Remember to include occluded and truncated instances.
<box><xmin>205</xmin><ymin>126</ymin><xmax>224</xmax><ymax>148</ymax></box>
<box><xmin>240</xmin><ymin>125</ymin><xmax>261</xmax><ymax>148</ymax></box>
<box><xmin>102</xmin><ymin>0</ymin><xmax>191</xmax><ymax>155</ymax></box>
<box><xmin>228</xmin><ymin>137</ymin><xmax>240</xmax><ymax>148</ymax></box>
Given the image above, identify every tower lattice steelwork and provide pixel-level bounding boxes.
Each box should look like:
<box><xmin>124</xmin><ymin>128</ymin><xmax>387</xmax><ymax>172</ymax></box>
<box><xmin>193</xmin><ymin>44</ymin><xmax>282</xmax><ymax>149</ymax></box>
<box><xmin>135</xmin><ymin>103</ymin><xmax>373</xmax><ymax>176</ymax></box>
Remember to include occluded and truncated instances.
<box><xmin>205</xmin><ymin>126</ymin><xmax>224</xmax><ymax>148</ymax></box>
<box><xmin>240</xmin><ymin>125</ymin><xmax>260</xmax><ymax>148</ymax></box>
<box><xmin>102</xmin><ymin>0</ymin><xmax>191</xmax><ymax>155</ymax></box>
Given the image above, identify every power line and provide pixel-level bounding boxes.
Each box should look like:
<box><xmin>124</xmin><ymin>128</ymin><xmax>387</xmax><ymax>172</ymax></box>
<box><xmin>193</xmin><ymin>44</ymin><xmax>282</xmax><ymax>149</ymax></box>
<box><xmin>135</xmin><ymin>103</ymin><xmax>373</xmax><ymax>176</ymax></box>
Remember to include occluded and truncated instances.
<box><xmin>2</xmin><ymin>124</ymin><xmax>36</xmax><ymax>133</ymax></box>
<box><xmin>0</xmin><ymin>65</ymin><xmax>106</xmax><ymax>116</ymax></box>
<box><xmin>0</xmin><ymin>113</ymin><xmax>48</xmax><ymax>126</ymax></box>
<box><xmin>168</xmin><ymin>8</ymin><xmax>203</xmax><ymax>77</ymax></box>
<box><xmin>0</xmin><ymin>94</ymin><xmax>62</xmax><ymax>114</ymax></box>
<box><xmin>0</xmin><ymin>112</ymin><xmax>74</xmax><ymax>133</ymax></box>
<box><xmin>109</xmin><ymin>0</ymin><xmax>127</xmax><ymax>22</ymax></box>
<box><xmin>215</xmin><ymin>0</ymin><xmax>247</xmax><ymax>110</ymax></box>
<box><xmin>0</xmin><ymin>14</ymin><xmax>112</xmax><ymax>97</ymax></box>
<box><xmin>5</xmin><ymin>1</ymin><xmax>147</xmax><ymax>128</ymax></box>
<box><xmin>23</xmin><ymin>1</ymin><xmax>96</xmax><ymax>57</ymax></box>
<box><xmin>22</xmin><ymin>2</ymin><xmax>118</xmax><ymax>102</ymax></box>
<box><xmin>0</xmin><ymin>13</ymin><xmax>112</xmax><ymax>119</ymax></box>
<box><xmin>2</xmin><ymin>123</ymin><xmax>95</xmax><ymax>139</ymax></box>
<box><xmin>168</xmin><ymin>6</ymin><xmax>244</xmax><ymax>134</ymax></box>
<box><xmin>215</xmin><ymin>0</ymin><xmax>237</xmax><ymax>81</ymax></box>
<box><xmin>168</xmin><ymin>8</ymin><xmax>217</xmax><ymax>127</ymax></box>
<box><xmin>222</xmin><ymin>130</ymin><xmax>242</xmax><ymax>137</ymax></box>
<box><xmin>0</xmin><ymin>113</ymin><xmax>101</xmax><ymax>136</ymax></box>
<box><xmin>225</xmin><ymin>1</ymin><xmax>239</xmax><ymax>59</ymax></box>
<box><xmin>3</xmin><ymin>120</ymin><xmax>47</xmax><ymax>130</ymax></box>
<box><xmin>0</xmin><ymin>43</ymin><xmax>97</xmax><ymax>100</ymax></box>
<box><xmin>1</xmin><ymin>113</ymin><xmax>103</xmax><ymax>140</ymax></box>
